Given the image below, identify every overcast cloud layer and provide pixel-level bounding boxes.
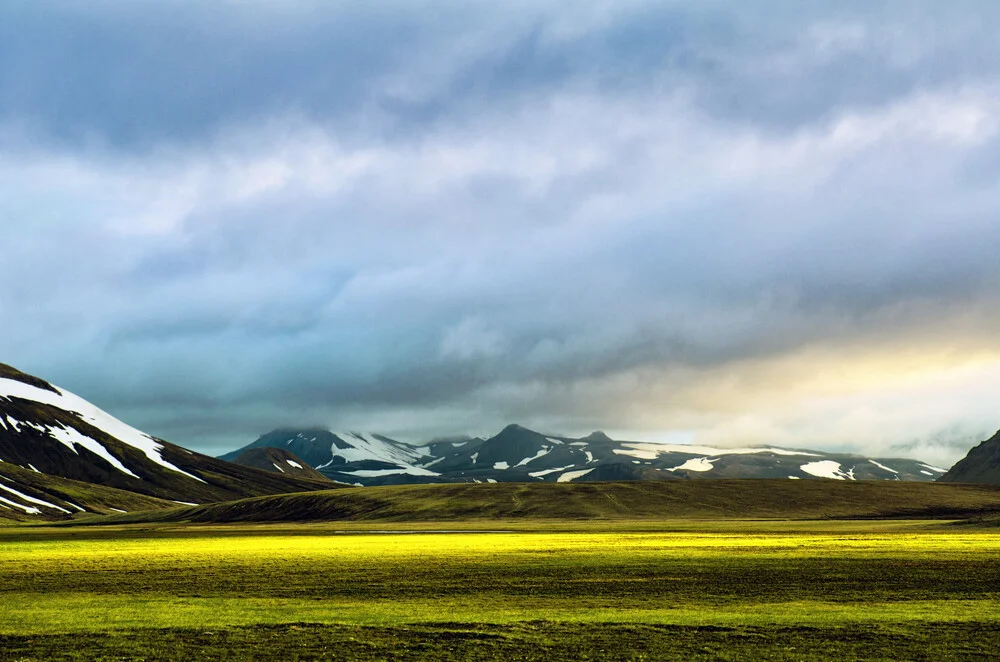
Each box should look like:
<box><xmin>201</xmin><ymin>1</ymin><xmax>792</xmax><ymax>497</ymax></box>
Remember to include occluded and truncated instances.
<box><xmin>3</xmin><ymin>1</ymin><xmax>1000</xmax><ymax>464</ymax></box>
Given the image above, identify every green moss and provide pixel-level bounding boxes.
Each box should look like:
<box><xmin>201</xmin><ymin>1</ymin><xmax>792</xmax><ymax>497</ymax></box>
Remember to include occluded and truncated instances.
<box><xmin>1</xmin><ymin>522</ymin><xmax>999</xmax><ymax>658</ymax></box>
<box><xmin>0</xmin><ymin>362</ymin><xmax>59</xmax><ymax>393</ymax></box>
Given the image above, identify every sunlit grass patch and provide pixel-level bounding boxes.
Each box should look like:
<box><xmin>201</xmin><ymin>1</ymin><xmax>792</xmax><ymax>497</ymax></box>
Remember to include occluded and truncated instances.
<box><xmin>2</xmin><ymin>522</ymin><xmax>999</xmax><ymax>658</ymax></box>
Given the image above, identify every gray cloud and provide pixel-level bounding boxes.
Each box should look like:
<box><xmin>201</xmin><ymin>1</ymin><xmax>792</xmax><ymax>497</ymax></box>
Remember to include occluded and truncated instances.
<box><xmin>3</xmin><ymin>2</ymin><xmax>1000</xmax><ymax>462</ymax></box>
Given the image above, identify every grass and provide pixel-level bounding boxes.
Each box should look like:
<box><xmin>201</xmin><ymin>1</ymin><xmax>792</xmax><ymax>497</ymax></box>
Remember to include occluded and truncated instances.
<box><xmin>88</xmin><ymin>479</ymin><xmax>1000</xmax><ymax>525</ymax></box>
<box><xmin>0</xmin><ymin>461</ymin><xmax>176</xmax><ymax>523</ymax></box>
<box><xmin>2</xmin><ymin>519</ymin><xmax>1000</xmax><ymax>659</ymax></box>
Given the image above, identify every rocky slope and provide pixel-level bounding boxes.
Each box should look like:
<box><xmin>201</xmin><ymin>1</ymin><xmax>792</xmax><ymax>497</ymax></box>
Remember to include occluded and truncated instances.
<box><xmin>938</xmin><ymin>429</ymin><xmax>1000</xmax><ymax>484</ymax></box>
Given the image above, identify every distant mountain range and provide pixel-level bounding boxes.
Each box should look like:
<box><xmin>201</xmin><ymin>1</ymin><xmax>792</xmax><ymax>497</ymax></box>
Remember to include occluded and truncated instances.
<box><xmin>0</xmin><ymin>363</ymin><xmax>332</xmax><ymax>520</ymax></box>
<box><xmin>223</xmin><ymin>423</ymin><xmax>950</xmax><ymax>486</ymax></box>
<box><xmin>4</xmin><ymin>358</ymin><xmax>995</xmax><ymax>524</ymax></box>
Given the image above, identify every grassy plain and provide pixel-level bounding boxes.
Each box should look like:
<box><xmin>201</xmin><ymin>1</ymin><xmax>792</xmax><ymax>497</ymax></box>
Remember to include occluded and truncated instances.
<box><xmin>2</xmin><ymin>519</ymin><xmax>1000</xmax><ymax>660</ymax></box>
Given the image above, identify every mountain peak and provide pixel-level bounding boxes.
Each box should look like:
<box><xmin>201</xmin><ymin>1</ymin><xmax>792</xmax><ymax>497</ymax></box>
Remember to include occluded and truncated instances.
<box><xmin>584</xmin><ymin>431</ymin><xmax>614</xmax><ymax>443</ymax></box>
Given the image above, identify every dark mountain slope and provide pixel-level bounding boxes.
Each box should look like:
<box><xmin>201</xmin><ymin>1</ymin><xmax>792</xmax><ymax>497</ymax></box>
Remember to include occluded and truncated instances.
<box><xmin>231</xmin><ymin>447</ymin><xmax>333</xmax><ymax>482</ymax></box>
<box><xmin>0</xmin><ymin>364</ymin><xmax>335</xmax><ymax>517</ymax></box>
<box><xmin>939</xmin><ymin>430</ymin><xmax>1000</xmax><ymax>484</ymax></box>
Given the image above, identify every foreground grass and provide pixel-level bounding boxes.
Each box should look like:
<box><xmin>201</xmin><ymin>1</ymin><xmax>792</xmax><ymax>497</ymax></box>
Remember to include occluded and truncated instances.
<box><xmin>2</xmin><ymin>521</ymin><xmax>1000</xmax><ymax>660</ymax></box>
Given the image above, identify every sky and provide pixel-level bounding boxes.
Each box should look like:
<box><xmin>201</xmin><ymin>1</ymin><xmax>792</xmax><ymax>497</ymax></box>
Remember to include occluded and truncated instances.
<box><xmin>3</xmin><ymin>1</ymin><xmax>1000</xmax><ymax>464</ymax></box>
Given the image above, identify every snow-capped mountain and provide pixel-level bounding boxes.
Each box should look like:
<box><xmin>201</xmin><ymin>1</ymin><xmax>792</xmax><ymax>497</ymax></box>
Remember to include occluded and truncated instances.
<box><xmin>220</xmin><ymin>428</ymin><xmax>441</xmax><ymax>485</ymax></box>
<box><xmin>0</xmin><ymin>363</ymin><xmax>332</xmax><ymax>520</ymax></box>
<box><xmin>225</xmin><ymin>423</ymin><xmax>948</xmax><ymax>486</ymax></box>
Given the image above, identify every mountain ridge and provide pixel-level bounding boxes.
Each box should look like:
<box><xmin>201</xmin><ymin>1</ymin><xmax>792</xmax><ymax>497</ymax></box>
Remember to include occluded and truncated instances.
<box><xmin>224</xmin><ymin>423</ymin><xmax>950</xmax><ymax>487</ymax></box>
<box><xmin>939</xmin><ymin>429</ymin><xmax>1000</xmax><ymax>484</ymax></box>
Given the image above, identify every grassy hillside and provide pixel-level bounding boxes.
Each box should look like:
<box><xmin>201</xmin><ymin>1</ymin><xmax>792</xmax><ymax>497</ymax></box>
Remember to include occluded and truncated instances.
<box><xmin>95</xmin><ymin>479</ymin><xmax>1000</xmax><ymax>525</ymax></box>
<box><xmin>0</xmin><ymin>461</ymin><xmax>176</xmax><ymax>522</ymax></box>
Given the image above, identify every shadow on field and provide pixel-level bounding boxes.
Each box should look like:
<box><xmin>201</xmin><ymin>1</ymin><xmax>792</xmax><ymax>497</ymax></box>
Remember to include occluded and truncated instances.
<box><xmin>2</xmin><ymin>622</ymin><xmax>998</xmax><ymax>661</ymax></box>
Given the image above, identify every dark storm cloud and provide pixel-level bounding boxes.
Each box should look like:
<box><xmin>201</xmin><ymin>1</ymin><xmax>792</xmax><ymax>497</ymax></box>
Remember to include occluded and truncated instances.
<box><xmin>3</xmin><ymin>1</ymin><xmax>1000</xmax><ymax>461</ymax></box>
<box><xmin>6</xmin><ymin>1</ymin><xmax>999</xmax><ymax>149</ymax></box>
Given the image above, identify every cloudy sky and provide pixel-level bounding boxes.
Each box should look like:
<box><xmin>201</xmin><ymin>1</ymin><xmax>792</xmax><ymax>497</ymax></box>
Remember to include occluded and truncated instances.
<box><xmin>3</xmin><ymin>1</ymin><xmax>1000</xmax><ymax>464</ymax></box>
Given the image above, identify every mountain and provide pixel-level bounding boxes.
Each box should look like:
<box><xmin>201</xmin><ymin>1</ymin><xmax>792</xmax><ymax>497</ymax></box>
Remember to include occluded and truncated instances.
<box><xmin>230</xmin><ymin>447</ymin><xmax>333</xmax><ymax>482</ymax></box>
<box><xmin>219</xmin><ymin>428</ymin><xmax>442</xmax><ymax>485</ymax></box>
<box><xmin>938</xmin><ymin>429</ymin><xmax>1000</xmax><ymax>484</ymax></box>
<box><xmin>0</xmin><ymin>363</ymin><xmax>334</xmax><ymax>520</ymax></box>
<box><xmin>223</xmin><ymin>423</ymin><xmax>948</xmax><ymax>486</ymax></box>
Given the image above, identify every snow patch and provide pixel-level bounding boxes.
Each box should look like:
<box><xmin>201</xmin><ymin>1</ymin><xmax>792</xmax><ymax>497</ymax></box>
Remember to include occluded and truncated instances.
<box><xmin>614</xmin><ymin>448</ymin><xmax>658</xmax><ymax>460</ymax></box>
<box><xmin>493</xmin><ymin>461</ymin><xmax>509</xmax><ymax>470</ymax></box>
<box><xmin>286</xmin><ymin>460</ymin><xmax>303</xmax><ymax>469</ymax></box>
<box><xmin>330</xmin><ymin>432</ymin><xmax>426</xmax><ymax>466</ymax></box>
<box><xmin>528</xmin><ymin>465</ymin><xmax>574</xmax><ymax>478</ymax></box>
<box><xmin>869</xmin><ymin>460</ymin><xmax>898</xmax><ymax>474</ymax></box>
<box><xmin>0</xmin><ymin>480</ymin><xmax>70</xmax><ymax>513</ymax></box>
<box><xmin>324</xmin><ymin>432</ymin><xmax>439</xmax><ymax>476</ymax></box>
<box><xmin>272</xmin><ymin>462</ymin><xmax>285</xmax><ymax>473</ymax></box>
<box><xmin>0</xmin><ymin>495</ymin><xmax>40</xmax><ymax>514</ymax></box>
<box><xmin>514</xmin><ymin>446</ymin><xmax>551</xmax><ymax>467</ymax></box>
<box><xmin>669</xmin><ymin>457</ymin><xmax>715</xmax><ymax>472</ymax></box>
<box><xmin>920</xmin><ymin>463</ymin><xmax>948</xmax><ymax>473</ymax></box>
<box><xmin>616</xmin><ymin>442</ymin><xmax>821</xmax><ymax>460</ymax></box>
<box><xmin>557</xmin><ymin>468</ymin><xmax>594</xmax><ymax>482</ymax></box>
<box><xmin>800</xmin><ymin>461</ymin><xmax>853</xmax><ymax>480</ymax></box>
<box><xmin>44</xmin><ymin>424</ymin><xmax>141</xmax><ymax>479</ymax></box>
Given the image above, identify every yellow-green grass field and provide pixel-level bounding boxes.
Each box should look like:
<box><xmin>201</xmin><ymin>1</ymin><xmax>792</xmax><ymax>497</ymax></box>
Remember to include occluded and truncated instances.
<box><xmin>2</xmin><ymin>520</ymin><xmax>1000</xmax><ymax>660</ymax></box>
